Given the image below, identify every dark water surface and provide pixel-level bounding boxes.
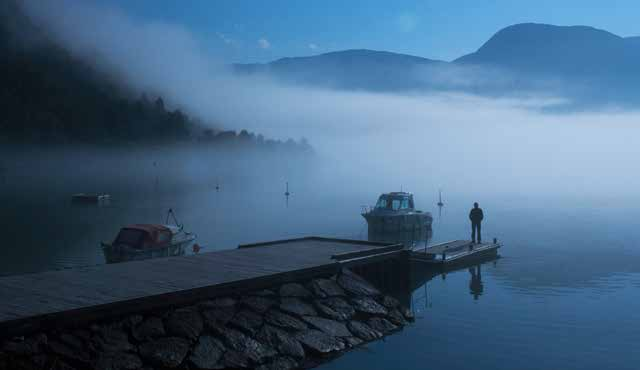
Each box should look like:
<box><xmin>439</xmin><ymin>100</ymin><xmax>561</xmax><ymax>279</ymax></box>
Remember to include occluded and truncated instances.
<box><xmin>1</xmin><ymin>151</ymin><xmax>640</xmax><ymax>370</ymax></box>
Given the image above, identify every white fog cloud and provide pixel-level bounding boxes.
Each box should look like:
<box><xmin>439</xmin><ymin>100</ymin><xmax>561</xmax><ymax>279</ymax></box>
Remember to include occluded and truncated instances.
<box><xmin>395</xmin><ymin>12</ymin><xmax>419</xmax><ymax>32</ymax></box>
<box><xmin>18</xmin><ymin>0</ymin><xmax>640</xmax><ymax>199</ymax></box>
<box><xmin>216</xmin><ymin>32</ymin><xmax>238</xmax><ymax>47</ymax></box>
<box><xmin>258</xmin><ymin>38</ymin><xmax>271</xmax><ymax>49</ymax></box>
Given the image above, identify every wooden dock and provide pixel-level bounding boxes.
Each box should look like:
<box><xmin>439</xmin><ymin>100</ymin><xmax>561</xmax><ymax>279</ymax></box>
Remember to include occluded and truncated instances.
<box><xmin>411</xmin><ymin>239</ymin><xmax>501</xmax><ymax>265</ymax></box>
<box><xmin>0</xmin><ymin>237</ymin><xmax>406</xmax><ymax>338</ymax></box>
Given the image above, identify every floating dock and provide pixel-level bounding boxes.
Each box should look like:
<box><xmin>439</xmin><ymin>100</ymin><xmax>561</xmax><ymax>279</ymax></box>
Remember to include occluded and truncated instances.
<box><xmin>0</xmin><ymin>237</ymin><xmax>408</xmax><ymax>338</ymax></box>
<box><xmin>411</xmin><ymin>239</ymin><xmax>501</xmax><ymax>265</ymax></box>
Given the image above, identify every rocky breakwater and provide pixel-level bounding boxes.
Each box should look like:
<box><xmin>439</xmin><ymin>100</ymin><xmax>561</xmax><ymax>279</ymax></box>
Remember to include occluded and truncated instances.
<box><xmin>0</xmin><ymin>268</ymin><xmax>414</xmax><ymax>370</ymax></box>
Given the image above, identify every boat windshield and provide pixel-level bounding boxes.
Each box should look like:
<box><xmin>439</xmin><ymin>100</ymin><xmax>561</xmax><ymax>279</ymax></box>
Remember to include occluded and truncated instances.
<box><xmin>376</xmin><ymin>196</ymin><xmax>410</xmax><ymax>211</ymax></box>
<box><xmin>375</xmin><ymin>197</ymin><xmax>389</xmax><ymax>209</ymax></box>
<box><xmin>114</xmin><ymin>228</ymin><xmax>146</xmax><ymax>248</ymax></box>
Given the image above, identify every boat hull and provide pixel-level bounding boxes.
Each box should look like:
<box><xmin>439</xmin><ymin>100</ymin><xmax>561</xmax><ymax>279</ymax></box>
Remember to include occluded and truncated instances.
<box><xmin>101</xmin><ymin>235</ymin><xmax>196</xmax><ymax>264</ymax></box>
<box><xmin>362</xmin><ymin>212</ymin><xmax>433</xmax><ymax>248</ymax></box>
<box><xmin>362</xmin><ymin>213</ymin><xmax>432</xmax><ymax>233</ymax></box>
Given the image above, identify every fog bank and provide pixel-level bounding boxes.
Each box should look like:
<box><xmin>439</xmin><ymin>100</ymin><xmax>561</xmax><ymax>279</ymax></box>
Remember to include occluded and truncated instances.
<box><xmin>18</xmin><ymin>0</ymin><xmax>640</xmax><ymax>201</ymax></box>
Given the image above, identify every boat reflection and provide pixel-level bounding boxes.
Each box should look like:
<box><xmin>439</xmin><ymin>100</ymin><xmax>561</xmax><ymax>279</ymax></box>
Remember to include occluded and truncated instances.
<box><xmin>367</xmin><ymin>225</ymin><xmax>433</xmax><ymax>249</ymax></box>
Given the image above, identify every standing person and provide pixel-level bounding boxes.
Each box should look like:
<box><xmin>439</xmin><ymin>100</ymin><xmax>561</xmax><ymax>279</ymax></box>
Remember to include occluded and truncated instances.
<box><xmin>469</xmin><ymin>202</ymin><xmax>484</xmax><ymax>244</ymax></box>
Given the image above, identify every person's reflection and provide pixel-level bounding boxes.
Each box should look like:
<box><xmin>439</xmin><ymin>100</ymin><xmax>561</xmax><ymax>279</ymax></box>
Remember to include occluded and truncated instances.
<box><xmin>469</xmin><ymin>265</ymin><xmax>484</xmax><ymax>300</ymax></box>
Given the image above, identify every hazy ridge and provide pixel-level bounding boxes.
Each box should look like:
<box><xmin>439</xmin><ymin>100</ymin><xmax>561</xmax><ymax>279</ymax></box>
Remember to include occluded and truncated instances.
<box><xmin>235</xmin><ymin>23</ymin><xmax>640</xmax><ymax>105</ymax></box>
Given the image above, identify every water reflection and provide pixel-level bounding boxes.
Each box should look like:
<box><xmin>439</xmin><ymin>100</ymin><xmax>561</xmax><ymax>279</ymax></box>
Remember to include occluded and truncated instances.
<box><xmin>368</xmin><ymin>226</ymin><xmax>432</xmax><ymax>249</ymax></box>
<box><xmin>468</xmin><ymin>265</ymin><xmax>483</xmax><ymax>300</ymax></box>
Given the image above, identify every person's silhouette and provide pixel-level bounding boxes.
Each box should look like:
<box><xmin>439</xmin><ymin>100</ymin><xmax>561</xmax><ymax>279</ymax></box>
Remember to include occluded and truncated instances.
<box><xmin>469</xmin><ymin>265</ymin><xmax>483</xmax><ymax>300</ymax></box>
<box><xmin>469</xmin><ymin>202</ymin><xmax>484</xmax><ymax>244</ymax></box>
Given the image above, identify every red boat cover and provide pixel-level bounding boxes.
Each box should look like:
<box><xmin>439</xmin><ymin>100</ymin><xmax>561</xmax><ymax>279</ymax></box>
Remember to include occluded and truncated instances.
<box><xmin>115</xmin><ymin>224</ymin><xmax>172</xmax><ymax>249</ymax></box>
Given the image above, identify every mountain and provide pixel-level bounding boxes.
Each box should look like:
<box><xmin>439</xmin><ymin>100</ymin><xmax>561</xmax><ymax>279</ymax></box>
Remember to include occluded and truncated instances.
<box><xmin>455</xmin><ymin>23</ymin><xmax>640</xmax><ymax>91</ymax></box>
<box><xmin>236</xmin><ymin>23</ymin><xmax>640</xmax><ymax>104</ymax></box>
<box><xmin>234</xmin><ymin>49</ymin><xmax>445</xmax><ymax>91</ymax></box>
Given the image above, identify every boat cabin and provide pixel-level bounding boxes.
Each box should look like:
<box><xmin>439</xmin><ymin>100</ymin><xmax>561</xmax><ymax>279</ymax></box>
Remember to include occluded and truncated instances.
<box><xmin>374</xmin><ymin>192</ymin><xmax>415</xmax><ymax>211</ymax></box>
<box><xmin>113</xmin><ymin>224</ymin><xmax>178</xmax><ymax>250</ymax></box>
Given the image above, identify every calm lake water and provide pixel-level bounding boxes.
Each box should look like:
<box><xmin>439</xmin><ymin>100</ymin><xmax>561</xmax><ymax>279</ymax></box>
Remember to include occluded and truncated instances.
<box><xmin>1</xmin><ymin>148</ymin><xmax>640</xmax><ymax>370</ymax></box>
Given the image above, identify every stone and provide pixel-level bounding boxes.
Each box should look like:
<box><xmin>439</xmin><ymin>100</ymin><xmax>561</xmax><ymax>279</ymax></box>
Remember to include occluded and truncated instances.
<box><xmin>58</xmin><ymin>333</ymin><xmax>84</xmax><ymax>351</ymax></box>
<box><xmin>229</xmin><ymin>310</ymin><xmax>264</xmax><ymax>335</ymax></box>
<box><xmin>120</xmin><ymin>315</ymin><xmax>143</xmax><ymax>331</ymax></box>
<box><xmin>352</xmin><ymin>297</ymin><xmax>388</xmax><ymax>315</ymax></box>
<box><xmin>302</xmin><ymin>316</ymin><xmax>352</xmax><ymax>337</ymax></box>
<box><xmin>278</xmin><ymin>338</ymin><xmax>306</xmax><ymax>360</ymax></box>
<box><xmin>223</xmin><ymin>350</ymin><xmax>250</xmax><ymax>368</ymax></box>
<box><xmin>92</xmin><ymin>325</ymin><xmax>134</xmax><ymax>353</ymax></box>
<box><xmin>250</xmin><ymin>289</ymin><xmax>276</xmax><ymax>297</ymax></box>
<box><xmin>279</xmin><ymin>283</ymin><xmax>312</xmax><ymax>298</ymax></box>
<box><xmin>51</xmin><ymin>360</ymin><xmax>78</xmax><ymax>370</ymax></box>
<box><xmin>388</xmin><ymin>308</ymin><xmax>408</xmax><ymax>326</ymax></box>
<box><xmin>347</xmin><ymin>321</ymin><xmax>382</xmax><ymax>341</ymax></box>
<box><xmin>189</xmin><ymin>335</ymin><xmax>225</xmax><ymax>370</ymax></box>
<box><xmin>49</xmin><ymin>339</ymin><xmax>91</xmax><ymax>364</ymax></box>
<box><xmin>280</xmin><ymin>297</ymin><xmax>317</xmax><ymax>317</ymax></box>
<box><xmin>295</xmin><ymin>330</ymin><xmax>345</xmax><ymax>355</ymax></box>
<box><xmin>219</xmin><ymin>328</ymin><xmax>276</xmax><ymax>364</ymax></box>
<box><xmin>132</xmin><ymin>317</ymin><xmax>165</xmax><ymax>342</ymax></box>
<box><xmin>256</xmin><ymin>357</ymin><xmax>299</xmax><ymax>370</ymax></box>
<box><xmin>256</xmin><ymin>325</ymin><xmax>305</xmax><ymax>359</ymax></box>
<box><xmin>337</xmin><ymin>269</ymin><xmax>380</xmax><ymax>296</ymax></box>
<box><xmin>199</xmin><ymin>297</ymin><xmax>236</xmax><ymax>310</ymax></box>
<box><xmin>72</xmin><ymin>329</ymin><xmax>92</xmax><ymax>342</ymax></box>
<box><xmin>343</xmin><ymin>336</ymin><xmax>364</xmax><ymax>348</ymax></box>
<box><xmin>95</xmin><ymin>352</ymin><xmax>143</xmax><ymax>370</ymax></box>
<box><xmin>139</xmin><ymin>337</ymin><xmax>190</xmax><ymax>368</ymax></box>
<box><xmin>265</xmin><ymin>310</ymin><xmax>308</xmax><ymax>331</ymax></box>
<box><xmin>401</xmin><ymin>307</ymin><xmax>415</xmax><ymax>322</ymax></box>
<box><xmin>240</xmin><ymin>295</ymin><xmax>276</xmax><ymax>313</ymax></box>
<box><xmin>256</xmin><ymin>324</ymin><xmax>288</xmax><ymax>347</ymax></box>
<box><xmin>309</xmin><ymin>278</ymin><xmax>345</xmax><ymax>298</ymax></box>
<box><xmin>314</xmin><ymin>297</ymin><xmax>356</xmax><ymax>321</ymax></box>
<box><xmin>165</xmin><ymin>307</ymin><xmax>203</xmax><ymax>340</ymax></box>
<box><xmin>2</xmin><ymin>333</ymin><xmax>47</xmax><ymax>355</ymax></box>
<box><xmin>202</xmin><ymin>306</ymin><xmax>235</xmax><ymax>326</ymax></box>
<box><xmin>367</xmin><ymin>317</ymin><xmax>398</xmax><ymax>334</ymax></box>
<box><xmin>204</xmin><ymin>319</ymin><xmax>229</xmax><ymax>338</ymax></box>
<box><xmin>381</xmin><ymin>295</ymin><xmax>400</xmax><ymax>309</ymax></box>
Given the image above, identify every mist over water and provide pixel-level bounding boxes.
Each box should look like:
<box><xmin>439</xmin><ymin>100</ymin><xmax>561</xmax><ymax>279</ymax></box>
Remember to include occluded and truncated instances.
<box><xmin>5</xmin><ymin>1</ymin><xmax>640</xmax><ymax>369</ymax></box>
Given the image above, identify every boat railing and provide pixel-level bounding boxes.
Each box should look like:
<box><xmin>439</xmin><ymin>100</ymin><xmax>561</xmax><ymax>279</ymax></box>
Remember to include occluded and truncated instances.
<box><xmin>361</xmin><ymin>205</ymin><xmax>373</xmax><ymax>214</ymax></box>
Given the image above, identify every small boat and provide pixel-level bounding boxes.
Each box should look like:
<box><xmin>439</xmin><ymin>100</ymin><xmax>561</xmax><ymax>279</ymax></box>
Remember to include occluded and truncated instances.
<box><xmin>362</xmin><ymin>192</ymin><xmax>433</xmax><ymax>243</ymax></box>
<box><xmin>102</xmin><ymin>211</ymin><xmax>196</xmax><ymax>263</ymax></box>
<box><xmin>72</xmin><ymin>193</ymin><xmax>111</xmax><ymax>204</ymax></box>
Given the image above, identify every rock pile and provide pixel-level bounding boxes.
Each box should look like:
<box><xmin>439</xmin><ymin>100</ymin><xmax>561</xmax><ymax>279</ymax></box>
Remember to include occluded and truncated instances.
<box><xmin>0</xmin><ymin>268</ymin><xmax>414</xmax><ymax>370</ymax></box>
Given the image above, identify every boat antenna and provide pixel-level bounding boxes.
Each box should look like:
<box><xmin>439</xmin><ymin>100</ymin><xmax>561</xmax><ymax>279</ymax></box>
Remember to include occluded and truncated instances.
<box><xmin>437</xmin><ymin>189</ymin><xmax>444</xmax><ymax>207</ymax></box>
<box><xmin>166</xmin><ymin>208</ymin><xmax>182</xmax><ymax>228</ymax></box>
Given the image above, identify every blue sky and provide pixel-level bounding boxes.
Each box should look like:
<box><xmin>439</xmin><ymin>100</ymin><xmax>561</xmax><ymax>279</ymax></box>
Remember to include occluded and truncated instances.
<box><xmin>93</xmin><ymin>0</ymin><xmax>640</xmax><ymax>63</ymax></box>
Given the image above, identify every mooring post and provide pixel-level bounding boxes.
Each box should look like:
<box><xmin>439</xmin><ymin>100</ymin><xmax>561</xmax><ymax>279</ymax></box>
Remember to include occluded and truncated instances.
<box><xmin>442</xmin><ymin>252</ymin><xmax>446</xmax><ymax>261</ymax></box>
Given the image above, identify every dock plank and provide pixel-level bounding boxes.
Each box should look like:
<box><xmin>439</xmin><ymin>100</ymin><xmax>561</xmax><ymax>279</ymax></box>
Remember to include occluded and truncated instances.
<box><xmin>411</xmin><ymin>240</ymin><xmax>501</xmax><ymax>264</ymax></box>
<box><xmin>0</xmin><ymin>237</ymin><xmax>404</xmax><ymax>337</ymax></box>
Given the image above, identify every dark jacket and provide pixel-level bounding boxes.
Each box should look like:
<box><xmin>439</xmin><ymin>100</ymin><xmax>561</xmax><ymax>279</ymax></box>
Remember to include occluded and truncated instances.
<box><xmin>469</xmin><ymin>208</ymin><xmax>484</xmax><ymax>223</ymax></box>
